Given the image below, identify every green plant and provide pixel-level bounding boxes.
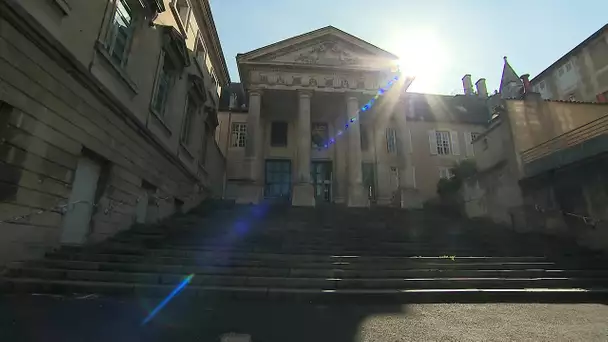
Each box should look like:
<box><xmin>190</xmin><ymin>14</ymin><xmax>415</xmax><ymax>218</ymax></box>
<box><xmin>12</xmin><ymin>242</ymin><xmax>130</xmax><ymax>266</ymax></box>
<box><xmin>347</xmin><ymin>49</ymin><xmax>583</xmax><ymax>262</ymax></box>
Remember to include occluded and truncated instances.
<box><xmin>436</xmin><ymin>159</ymin><xmax>477</xmax><ymax>197</ymax></box>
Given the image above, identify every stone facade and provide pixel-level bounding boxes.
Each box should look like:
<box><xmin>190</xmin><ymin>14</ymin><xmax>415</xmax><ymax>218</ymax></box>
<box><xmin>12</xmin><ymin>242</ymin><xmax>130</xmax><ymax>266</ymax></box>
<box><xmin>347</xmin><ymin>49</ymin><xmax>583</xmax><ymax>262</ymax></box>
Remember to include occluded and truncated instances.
<box><xmin>0</xmin><ymin>0</ymin><xmax>229</xmax><ymax>264</ymax></box>
<box><xmin>530</xmin><ymin>24</ymin><xmax>608</xmax><ymax>102</ymax></box>
<box><xmin>215</xmin><ymin>27</ymin><xmax>488</xmax><ymax>207</ymax></box>
<box><xmin>465</xmin><ymin>83</ymin><xmax>608</xmax><ymax>250</ymax></box>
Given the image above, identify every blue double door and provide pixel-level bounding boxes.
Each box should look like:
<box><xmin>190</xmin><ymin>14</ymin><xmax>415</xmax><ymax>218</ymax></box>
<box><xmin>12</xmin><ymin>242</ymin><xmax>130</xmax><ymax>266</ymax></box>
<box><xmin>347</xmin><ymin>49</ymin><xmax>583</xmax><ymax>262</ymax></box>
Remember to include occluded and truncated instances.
<box><xmin>264</xmin><ymin>160</ymin><xmax>333</xmax><ymax>202</ymax></box>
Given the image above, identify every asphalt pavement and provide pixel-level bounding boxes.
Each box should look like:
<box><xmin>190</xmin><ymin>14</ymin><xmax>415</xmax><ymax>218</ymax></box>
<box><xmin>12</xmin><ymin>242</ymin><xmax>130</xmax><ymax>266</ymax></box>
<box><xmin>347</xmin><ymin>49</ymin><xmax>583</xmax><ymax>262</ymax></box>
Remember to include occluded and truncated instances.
<box><xmin>1</xmin><ymin>295</ymin><xmax>607</xmax><ymax>341</ymax></box>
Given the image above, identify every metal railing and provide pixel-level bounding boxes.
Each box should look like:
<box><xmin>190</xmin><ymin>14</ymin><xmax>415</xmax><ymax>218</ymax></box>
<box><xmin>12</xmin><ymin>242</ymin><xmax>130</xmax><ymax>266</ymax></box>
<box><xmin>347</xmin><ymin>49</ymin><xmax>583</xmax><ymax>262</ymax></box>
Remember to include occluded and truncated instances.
<box><xmin>521</xmin><ymin>113</ymin><xmax>608</xmax><ymax>163</ymax></box>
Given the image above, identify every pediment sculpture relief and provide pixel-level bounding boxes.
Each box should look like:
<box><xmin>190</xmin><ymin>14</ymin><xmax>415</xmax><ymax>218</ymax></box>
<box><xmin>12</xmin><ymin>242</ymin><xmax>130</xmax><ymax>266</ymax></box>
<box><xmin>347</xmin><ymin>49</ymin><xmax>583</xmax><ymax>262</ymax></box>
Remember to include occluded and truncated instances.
<box><xmin>295</xmin><ymin>41</ymin><xmax>360</xmax><ymax>66</ymax></box>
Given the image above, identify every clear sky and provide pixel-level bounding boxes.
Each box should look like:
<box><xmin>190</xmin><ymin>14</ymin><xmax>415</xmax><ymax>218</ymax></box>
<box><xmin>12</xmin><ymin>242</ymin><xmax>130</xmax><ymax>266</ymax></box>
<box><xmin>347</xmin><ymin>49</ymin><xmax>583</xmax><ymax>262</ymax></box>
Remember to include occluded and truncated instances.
<box><xmin>210</xmin><ymin>0</ymin><xmax>606</xmax><ymax>95</ymax></box>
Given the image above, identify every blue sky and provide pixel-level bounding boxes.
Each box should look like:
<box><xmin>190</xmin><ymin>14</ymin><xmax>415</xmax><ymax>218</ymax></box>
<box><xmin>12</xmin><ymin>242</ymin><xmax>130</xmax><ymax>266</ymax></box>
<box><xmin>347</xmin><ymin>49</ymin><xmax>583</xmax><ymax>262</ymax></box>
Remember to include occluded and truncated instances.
<box><xmin>210</xmin><ymin>0</ymin><xmax>606</xmax><ymax>95</ymax></box>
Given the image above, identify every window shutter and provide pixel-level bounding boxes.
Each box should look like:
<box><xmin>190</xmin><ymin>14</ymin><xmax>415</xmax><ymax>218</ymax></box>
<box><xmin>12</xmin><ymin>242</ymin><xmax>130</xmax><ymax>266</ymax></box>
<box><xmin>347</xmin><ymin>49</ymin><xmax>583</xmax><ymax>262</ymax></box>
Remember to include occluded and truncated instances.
<box><xmin>450</xmin><ymin>131</ymin><xmax>460</xmax><ymax>155</ymax></box>
<box><xmin>408</xmin><ymin>128</ymin><xmax>413</xmax><ymax>154</ymax></box>
<box><xmin>465</xmin><ymin>132</ymin><xmax>474</xmax><ymax>157</ymax></box>
<box><xmin>428</xmin><ymin>130</ymin><xmax>437</xmax><ymax>155</ymax></box>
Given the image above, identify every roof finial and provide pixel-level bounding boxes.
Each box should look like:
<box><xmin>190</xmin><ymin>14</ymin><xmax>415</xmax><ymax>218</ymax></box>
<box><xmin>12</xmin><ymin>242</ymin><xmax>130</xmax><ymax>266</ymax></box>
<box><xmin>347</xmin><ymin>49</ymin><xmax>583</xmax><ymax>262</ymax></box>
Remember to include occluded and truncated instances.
<box><xmin>503</xmin><ymin>56</ymin><xmax>508</xmax><ymax>62</ymax></box>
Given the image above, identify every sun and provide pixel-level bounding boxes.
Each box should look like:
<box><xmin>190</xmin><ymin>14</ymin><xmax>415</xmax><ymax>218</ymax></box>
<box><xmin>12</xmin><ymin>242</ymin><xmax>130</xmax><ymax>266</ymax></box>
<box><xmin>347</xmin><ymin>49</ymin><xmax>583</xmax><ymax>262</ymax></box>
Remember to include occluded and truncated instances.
<box><xmin>388</xmin><ymin>29</ymin><xmax>447</xmax><ymax>92</ymax></box>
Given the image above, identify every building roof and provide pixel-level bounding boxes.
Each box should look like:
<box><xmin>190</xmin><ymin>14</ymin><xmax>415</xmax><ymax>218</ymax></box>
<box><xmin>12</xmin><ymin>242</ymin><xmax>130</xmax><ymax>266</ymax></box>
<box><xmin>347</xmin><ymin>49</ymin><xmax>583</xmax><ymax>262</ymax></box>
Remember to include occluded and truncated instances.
<box><xmin>499</xmin><ymin>56</ymin><xmax>523</xmax><ymax>98</ymax></box>
<box><xmin>531</xmin><ymin>23</ymin><xmax>608</xmax><ymax>84</ymax></box>
<box><xmin>405</xmin><ymin>93</ymin><xmax>489</xmax><ymax>125</ymax></box>
<box><xmin>219</xmin><ymin>82</ymin><xmax>248</xmax><ymax>112</ymax></box>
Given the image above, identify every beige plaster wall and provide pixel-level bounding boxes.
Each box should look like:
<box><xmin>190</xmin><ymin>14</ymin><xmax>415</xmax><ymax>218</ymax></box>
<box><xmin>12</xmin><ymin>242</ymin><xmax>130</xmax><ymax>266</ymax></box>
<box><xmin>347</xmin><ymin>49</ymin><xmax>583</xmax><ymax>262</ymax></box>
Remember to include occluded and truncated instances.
<box><xmin>506</xmin><ymin>98</ymin><xmax>608</xmax><ymax>154</ymax></box>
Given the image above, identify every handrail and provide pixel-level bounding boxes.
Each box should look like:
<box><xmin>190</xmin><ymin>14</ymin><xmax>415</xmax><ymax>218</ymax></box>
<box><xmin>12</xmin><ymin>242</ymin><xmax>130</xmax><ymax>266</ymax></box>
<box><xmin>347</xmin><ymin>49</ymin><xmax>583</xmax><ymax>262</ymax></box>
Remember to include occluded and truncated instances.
<box><xmin>521</xmin><ymin>113</ymin><xmax>608</xmax><ymax>163</ymax></box>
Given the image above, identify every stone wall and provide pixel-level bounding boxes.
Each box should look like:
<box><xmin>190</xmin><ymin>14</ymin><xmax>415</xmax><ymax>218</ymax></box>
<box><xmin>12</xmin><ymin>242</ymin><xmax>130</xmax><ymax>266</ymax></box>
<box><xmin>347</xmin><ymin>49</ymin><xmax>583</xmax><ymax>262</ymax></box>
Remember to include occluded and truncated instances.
<box><xmin>520</xmin><ymin>156</ymin><xmax>608</xmax><ymax>251</ymax></box>
<box><xmin>0</xmin><ymin>1</ymin><xmax>227</xmax><ymax>264</ymax></box>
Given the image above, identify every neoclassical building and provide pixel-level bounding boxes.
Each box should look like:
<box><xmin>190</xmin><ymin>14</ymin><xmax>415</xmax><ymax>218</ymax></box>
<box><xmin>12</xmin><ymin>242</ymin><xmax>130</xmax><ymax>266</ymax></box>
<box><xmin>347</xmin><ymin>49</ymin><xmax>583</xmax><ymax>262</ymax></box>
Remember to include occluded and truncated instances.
<box><xmin>216</xmin><ymin>26</ymin><xmax>488</xmax><ymax>207</ymax></box>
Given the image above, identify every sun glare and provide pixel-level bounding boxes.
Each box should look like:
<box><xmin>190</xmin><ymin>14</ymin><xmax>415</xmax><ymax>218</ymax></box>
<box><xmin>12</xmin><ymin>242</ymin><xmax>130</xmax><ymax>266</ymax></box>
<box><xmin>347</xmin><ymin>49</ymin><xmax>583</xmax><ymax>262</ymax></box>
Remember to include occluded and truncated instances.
<box><xmin>389</xmin><ymin>29</ymin><xmax>447</xmax><ymax>92</ymax></box>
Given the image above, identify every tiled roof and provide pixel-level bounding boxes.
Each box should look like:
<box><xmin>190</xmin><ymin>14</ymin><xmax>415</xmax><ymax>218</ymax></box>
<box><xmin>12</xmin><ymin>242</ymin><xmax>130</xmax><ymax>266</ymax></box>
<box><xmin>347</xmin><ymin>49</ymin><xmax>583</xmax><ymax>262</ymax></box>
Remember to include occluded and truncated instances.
<box><xmin>404</xmin><ymin>93</ymin><xmax>489</xmax><ymax>124</ymax></box>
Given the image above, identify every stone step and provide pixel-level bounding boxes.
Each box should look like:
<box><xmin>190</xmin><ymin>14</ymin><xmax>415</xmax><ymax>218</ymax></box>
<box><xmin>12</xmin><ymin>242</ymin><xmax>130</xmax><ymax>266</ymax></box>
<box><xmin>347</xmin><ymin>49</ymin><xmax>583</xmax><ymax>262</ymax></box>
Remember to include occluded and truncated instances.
<box><xmin>3</xmin><ymin>277</ymin><xmax>607</xmax><ymax>303</ymax></box>
<box><xmin>88</xmin><ymin>246</ymin><xmax>553</xmax><ymax>262</ymax></box>
<box><xmin>19</xmin><ymin>259</ymin><xmax>608</xmax><ymax>279</ymax></box>
<box><xmin>44</xmin><ymin>253</ymin><xmax>574</xmax><ymax>270</ymax></box>
<box><xmin>8</xmin><ymin>267</ymin><xmax>608</xmax><ymax>290</ymax></box>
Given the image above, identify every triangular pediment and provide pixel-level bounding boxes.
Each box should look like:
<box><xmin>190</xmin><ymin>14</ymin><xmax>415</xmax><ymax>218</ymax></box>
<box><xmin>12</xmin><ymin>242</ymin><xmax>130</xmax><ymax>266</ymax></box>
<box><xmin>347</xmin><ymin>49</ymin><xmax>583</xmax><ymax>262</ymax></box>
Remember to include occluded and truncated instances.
<box><xmin>237</xmin><ymin>26</ymin><xmax>397</xmax><ymax>69</ymax></box>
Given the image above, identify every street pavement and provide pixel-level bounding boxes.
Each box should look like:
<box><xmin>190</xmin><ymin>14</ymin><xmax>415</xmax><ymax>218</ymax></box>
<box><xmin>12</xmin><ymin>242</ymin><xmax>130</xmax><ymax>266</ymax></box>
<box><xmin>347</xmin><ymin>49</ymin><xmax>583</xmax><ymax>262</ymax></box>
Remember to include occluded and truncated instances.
<box><xmin>1</xmin><ymin>295</ymin><xmax>608</xmax><ymax>341</ymax></box>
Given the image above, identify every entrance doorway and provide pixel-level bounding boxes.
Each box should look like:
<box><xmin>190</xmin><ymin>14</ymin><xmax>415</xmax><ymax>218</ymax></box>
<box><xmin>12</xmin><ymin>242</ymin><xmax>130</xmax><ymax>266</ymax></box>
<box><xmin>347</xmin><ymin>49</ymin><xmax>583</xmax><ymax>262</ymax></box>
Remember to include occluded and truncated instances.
<box><xmin>362</xmin><ymin>163</ymin><xmax>377</xmax><ymax>201</ymax></box>
<box><xmin>60</xmin><ymin>156</ymin><xmax>102</xmax><ymax>245</ymax></box>
<box><xmin>311</xmin><ymin>161</ymin><xmax>332</xmax><ymax>202</ymax></box>
<box><xmin>264</xmin><ymin>160</ymin><xmax>292</xmax><ymax>199</ymax></box>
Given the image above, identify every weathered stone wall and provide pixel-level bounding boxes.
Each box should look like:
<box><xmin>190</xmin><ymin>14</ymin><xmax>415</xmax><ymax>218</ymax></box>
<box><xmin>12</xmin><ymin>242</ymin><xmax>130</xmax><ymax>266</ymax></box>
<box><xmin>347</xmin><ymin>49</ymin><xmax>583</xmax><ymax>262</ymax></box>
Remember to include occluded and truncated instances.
<box><xmin>0</xmin><ymin>1</ymin><xmax>227</xmax><ymax>264</ymax></box>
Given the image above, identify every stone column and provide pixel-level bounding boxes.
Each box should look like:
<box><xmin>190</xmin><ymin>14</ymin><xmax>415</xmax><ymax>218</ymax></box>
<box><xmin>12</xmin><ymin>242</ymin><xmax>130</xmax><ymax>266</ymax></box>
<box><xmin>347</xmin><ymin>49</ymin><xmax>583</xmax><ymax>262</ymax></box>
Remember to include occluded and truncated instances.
<box><xmin>346</xmin><ymin>95</ymin><xmax>368</xmax><ymax>207</ymax></box>
<box><xmin>333</xmin><ymin>113</ymin><xmax>347</xmax><ymax>204</ymax></box>
<box><xmin>292</xmin><ymin>90</ymin><xmax>315</xmax><ymax>206</ymax></box>
<box><xmin>240</xmin><ymin>89</ymin><xmax>264</xmax><ymax>204</ymax></box>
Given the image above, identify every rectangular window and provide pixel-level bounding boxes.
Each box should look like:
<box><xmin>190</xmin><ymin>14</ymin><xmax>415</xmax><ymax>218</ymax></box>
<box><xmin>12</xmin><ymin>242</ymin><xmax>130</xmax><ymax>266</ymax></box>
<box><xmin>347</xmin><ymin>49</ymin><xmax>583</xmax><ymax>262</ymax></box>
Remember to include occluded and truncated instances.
<box><xmin>180</xmin><ymin>95</ymin><xmax>196</xmax><ymax>146</ymax></box>
<box><xmin>360</xmin><ymin>125</ymin><xmax>369</xmax><ymax>151</ymax></box>
<box><xmin>171</xmin><ymin>0</ymin><xmax>191</xmax><ymax>32</ymax></box>
<box><xmin>151</xmin><ymin>52</ymin><xmax>174</xmax><ymax>117</ymax></box>
<box><xmin>270</xmin><ymin>121</ymin><xmax>288</xmax><ymax>147</ymax></box>
<box><xmin>194</xmin><ymin>34</ymin><xmax>206</xmax><ymax>69</ymax></box>
<box><xmin>311</xmin><ymin>123</ymin><xmax>328</xmax><ymax>149</ymax></box>
<box><xmin>386</xmin><ymin>128</ymin><xmax>397</xmax><ymax>154</ymax></box>
<box><xmin>104</xmin><ymin>0</ymin><xmax>135</xmax><ymax>66</ymax></box>
<box><xmin>231</xmin><ymin>123</ymin><xmax>247</xmax><ymax>148</ymax></box>
<box><xmin>435</xmin><ymin>131</ymin><xmax>451</xmax><ymax>155</ymax></box>
<box><xmin>439</xmin><ymin>167</ymin><xmax>454</xmax><ymax>180</ymax></box>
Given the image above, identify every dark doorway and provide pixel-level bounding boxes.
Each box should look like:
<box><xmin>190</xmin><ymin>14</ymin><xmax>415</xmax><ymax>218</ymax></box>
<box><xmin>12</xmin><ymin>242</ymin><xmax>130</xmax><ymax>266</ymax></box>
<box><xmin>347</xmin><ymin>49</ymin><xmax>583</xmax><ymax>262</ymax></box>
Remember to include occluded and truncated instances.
<box><xmin>362</xmin><ymin>163</ymin><xmax>376</xmax><ymax>201</ymax></box>
<box><xmin>264</xmin><ymin>160</ymin><xmax>291</xmax><ymax>199</ymax></box>
<box><xmin>311</xmin><ymin>161</ymin><xmax>332</xmax><ymax>202</ymax></box>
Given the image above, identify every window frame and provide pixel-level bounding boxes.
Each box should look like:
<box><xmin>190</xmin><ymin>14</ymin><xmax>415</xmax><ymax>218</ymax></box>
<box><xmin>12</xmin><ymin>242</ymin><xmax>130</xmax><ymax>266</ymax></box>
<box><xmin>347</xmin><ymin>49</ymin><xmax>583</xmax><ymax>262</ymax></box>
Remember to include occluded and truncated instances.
<box><xmin>386</xmin><ymin>127</ymin><xmax>397</xmax><ymax>154</ymax></box>
<box><xmin>103</xmin><ymin>0</ymin><xmax>136</xmax><ymax>67</ymax></box>
<box><xmin>270</xmin><ymin>121</ymin><xmax>288</xmax><ymax>147</ymax></box>
<box><xmin>180</xmin><ymin>94</ymin><xmax>197</xmax><ymax>146</ymax></box>
<box><xmin>435</xmin><ymin>130</ymin><xmax>452</xmax><ymax>155</ymax></box>
<box><xmin>194</xmin><ymin>33</ymin><xmax>207</xmax><ymax>71</ymax></box>
<box><xmin>439</xmin><ymin>167</ymin><xmax>454</xmax><ymax>180</ymax></box>
<box><xmin>311</xmin><ymin>122</ymin><xmax>329</xmax><ymax>149</ymax></box>
<box><xmin>150</xmin><ymin>51</ymin><xmax>174</xmax><ymax>118</ymax></box>
<box><xmin>170</xmin><ymin>0</ymin><xmax>192</xmax><ymax>35</ymax></box>
<box><xmin>231</xmin><ymin>122</ymin><xmax>247</xmax><ymax>148</ymax></box>
<box><xmin>360</xmin><ymin>124</ymin><xmax>369</xmax><ymax>151</ymax></box>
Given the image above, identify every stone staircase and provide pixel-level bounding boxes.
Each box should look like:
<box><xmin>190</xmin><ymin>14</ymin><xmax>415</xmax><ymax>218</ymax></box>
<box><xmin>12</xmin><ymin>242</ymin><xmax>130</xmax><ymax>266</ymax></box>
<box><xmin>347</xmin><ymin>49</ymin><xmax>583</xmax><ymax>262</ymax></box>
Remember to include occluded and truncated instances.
<box><xmin>2</xmin><ymin>200</ymin><xmax>608</xmax><ymax>302</ymax></box>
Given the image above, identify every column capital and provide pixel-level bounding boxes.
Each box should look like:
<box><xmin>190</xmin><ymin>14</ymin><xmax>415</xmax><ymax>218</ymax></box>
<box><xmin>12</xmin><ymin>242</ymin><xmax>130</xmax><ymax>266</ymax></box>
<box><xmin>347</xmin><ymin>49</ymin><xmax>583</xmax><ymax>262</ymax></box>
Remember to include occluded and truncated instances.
<box><xmin>248</xmin><ymin>88</ymin><xmax>263</xmax><ymax>97</ymax></box>
<box><xmin>345</xmin><ymin>92</ymin><xmax>360</xmax><ymax>103</ymax></box>
<box><xmin>298</xmin><ymin>89</ymin><xmax>313</xmax><ymax>98</ymax></box>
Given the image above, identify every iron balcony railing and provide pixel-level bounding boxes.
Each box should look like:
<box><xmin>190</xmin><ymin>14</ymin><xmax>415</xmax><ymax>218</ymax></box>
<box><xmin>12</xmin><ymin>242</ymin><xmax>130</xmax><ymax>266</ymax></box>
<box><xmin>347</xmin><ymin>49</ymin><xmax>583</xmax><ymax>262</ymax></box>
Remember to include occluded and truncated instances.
<box><xmin>521</xmin><ymin>113</ymin><xmax>608</xmax><ymax>164</ymax></box>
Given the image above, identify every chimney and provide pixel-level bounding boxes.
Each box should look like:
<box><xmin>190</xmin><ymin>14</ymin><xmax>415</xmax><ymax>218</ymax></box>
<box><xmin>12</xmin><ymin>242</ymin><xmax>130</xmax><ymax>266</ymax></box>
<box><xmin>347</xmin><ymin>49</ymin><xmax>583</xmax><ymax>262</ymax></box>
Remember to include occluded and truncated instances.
<box><xmin>521</xmin><ymin>74</ymin><xmax>532</xmax><ymax>94</ymax></box>
<box><xmin>462</xmin><ymin>74</ymin><xmax>474</xmax><ymax>95</ymax></box>
<box><xmin>475</xmin><ymin>78</ymin><xmax>488</xmax><ymax>97</ymax></box>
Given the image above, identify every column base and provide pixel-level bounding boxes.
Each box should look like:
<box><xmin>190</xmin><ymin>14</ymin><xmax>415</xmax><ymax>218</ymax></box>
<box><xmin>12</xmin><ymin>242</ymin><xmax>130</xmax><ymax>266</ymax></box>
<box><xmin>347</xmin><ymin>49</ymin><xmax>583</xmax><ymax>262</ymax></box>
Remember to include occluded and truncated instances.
<box><xmin>235</xmin><ymin>183</ymin><xmax>264</xmax><ymax>205</ymax></box>
<box><xmin>292</xmin><ymin>183</ymin><xmax>316</xmax><ymax>207</ymax></box>
<box><xmin>399</xmin><ymin>188</ymin><xmax>423</xmax><ymax>209</ymax></box>
<box><xmin>347</xmin><ymin>184</ymin><xmax>369</xmax><ymax>207</ymax></box>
